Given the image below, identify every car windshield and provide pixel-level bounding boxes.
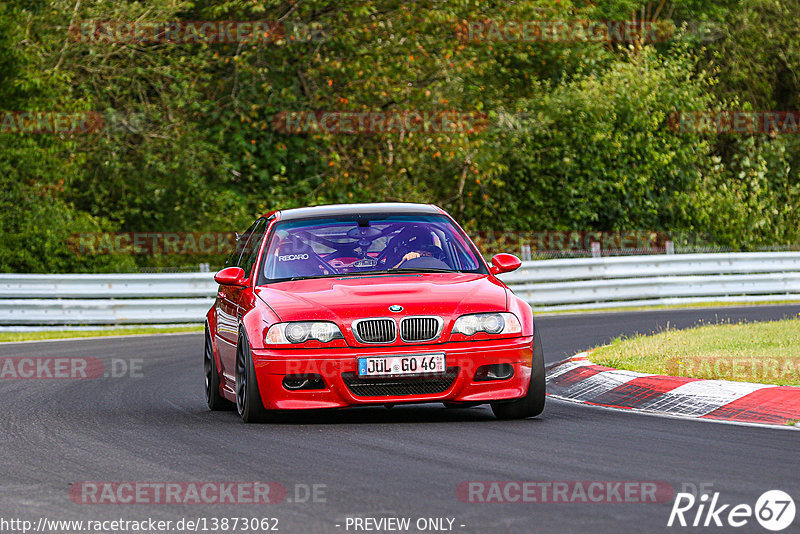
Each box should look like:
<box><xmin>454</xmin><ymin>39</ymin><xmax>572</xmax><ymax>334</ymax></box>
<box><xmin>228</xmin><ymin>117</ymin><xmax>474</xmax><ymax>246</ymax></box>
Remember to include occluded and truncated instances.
<box><xmin>259</xmin><ymin>213</ymin><xmax>487</xmax><ymax>282</ymax></box>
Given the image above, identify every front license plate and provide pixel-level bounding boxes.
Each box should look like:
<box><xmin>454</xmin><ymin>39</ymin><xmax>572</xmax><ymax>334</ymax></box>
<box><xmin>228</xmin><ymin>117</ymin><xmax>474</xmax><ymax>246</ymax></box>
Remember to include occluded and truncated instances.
<box><xmin>358</xmin><ymin>353</ymin><xmax>445</xmax><ymax>377</ymax></box>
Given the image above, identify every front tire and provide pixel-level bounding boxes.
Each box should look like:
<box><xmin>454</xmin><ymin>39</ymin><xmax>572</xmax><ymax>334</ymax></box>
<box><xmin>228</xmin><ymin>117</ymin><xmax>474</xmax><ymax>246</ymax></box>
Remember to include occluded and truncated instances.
<box><xmin>491</xmin><ymin>323</ymin><xmax>546</xmax><ymax>420</ymax></box>
<box><xmin>235</xmin><ymin>330</ymin><xmax>271</xmax><ymax>423</ymax></box>
<box><xmin>204</xmin><ymin>324</ymin><xmax>233</xmax><ymax>411</ymax></box>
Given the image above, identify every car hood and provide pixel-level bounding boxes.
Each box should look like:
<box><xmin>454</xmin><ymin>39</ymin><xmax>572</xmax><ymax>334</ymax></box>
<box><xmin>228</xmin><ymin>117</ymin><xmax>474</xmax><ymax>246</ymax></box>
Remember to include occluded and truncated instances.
<box><xmin>254</xmin><ymin>272</ymin><xmax>507</xmax><ymax>324</ymax></box>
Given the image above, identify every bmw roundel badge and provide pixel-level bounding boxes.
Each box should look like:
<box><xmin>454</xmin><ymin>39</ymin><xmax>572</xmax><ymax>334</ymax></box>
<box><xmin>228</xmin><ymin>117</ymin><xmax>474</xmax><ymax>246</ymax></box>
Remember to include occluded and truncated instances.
<box><xmin>389</xmin><ymin>305</ymin><xmax>403</xmax><ymax>313</ymax></box>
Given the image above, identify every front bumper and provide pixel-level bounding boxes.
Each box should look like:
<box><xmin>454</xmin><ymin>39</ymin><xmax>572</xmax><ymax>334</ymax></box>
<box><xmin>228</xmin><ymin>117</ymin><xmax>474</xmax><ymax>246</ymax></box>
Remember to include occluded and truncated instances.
<box><xmin>250</xmin><ymin>336</ymin><xmax>534</xmax><ymax>410</ymax></box>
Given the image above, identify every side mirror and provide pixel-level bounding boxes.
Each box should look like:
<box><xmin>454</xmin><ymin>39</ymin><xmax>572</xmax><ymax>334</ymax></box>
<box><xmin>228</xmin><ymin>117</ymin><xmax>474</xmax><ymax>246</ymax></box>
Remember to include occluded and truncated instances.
<box><xmin>214</xmin><ymin>266</ymin><xmax>247</xmax><ymax>286</ymax></box>
<box><xmin>490</xmin><ymin>253</ymin><xmax>522</xmax><ymax>275</ymax></box>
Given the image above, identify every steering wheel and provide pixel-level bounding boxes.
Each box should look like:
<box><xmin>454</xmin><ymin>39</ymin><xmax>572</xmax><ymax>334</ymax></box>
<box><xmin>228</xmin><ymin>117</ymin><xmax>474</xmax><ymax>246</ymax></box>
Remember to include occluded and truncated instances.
<box><xmin>419</xmin><ymin>244</ymin><xmax>446</xmax><ymax>261</ymax></box>
<box><xmin>393</xmin><ymin>254</ymin><xmax>451</xmax><ymax>271</ymax></box>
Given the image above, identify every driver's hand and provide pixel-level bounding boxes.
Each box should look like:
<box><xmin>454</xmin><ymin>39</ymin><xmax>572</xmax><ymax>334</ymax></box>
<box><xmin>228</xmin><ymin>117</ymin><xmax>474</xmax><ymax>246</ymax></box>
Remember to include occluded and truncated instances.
<box><xmin>393</xmin><ymin>251</ymin><xmax>421</xmax><ymax>269</ymax></box>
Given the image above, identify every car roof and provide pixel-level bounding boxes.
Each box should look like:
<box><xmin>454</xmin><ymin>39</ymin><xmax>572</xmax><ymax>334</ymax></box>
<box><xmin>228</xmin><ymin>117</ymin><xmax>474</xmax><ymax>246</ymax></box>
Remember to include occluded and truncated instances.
<box><xmin>275</xmin><ymin>202</ymin><xmax>444</xmax><ymax>221</ymax></box>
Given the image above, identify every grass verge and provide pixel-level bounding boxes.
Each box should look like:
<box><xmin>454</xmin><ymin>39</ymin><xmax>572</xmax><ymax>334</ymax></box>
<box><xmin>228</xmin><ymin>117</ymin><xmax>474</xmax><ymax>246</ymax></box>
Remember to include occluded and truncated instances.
<box><xmin>0</xmin><ymin>325</ymin><xmax>203</xmax><ymax>343</ymax></box>
<box><xmin>589</xmin><ymin>316</ymin><xmax>800</xmax><ymax>386</ymax></box>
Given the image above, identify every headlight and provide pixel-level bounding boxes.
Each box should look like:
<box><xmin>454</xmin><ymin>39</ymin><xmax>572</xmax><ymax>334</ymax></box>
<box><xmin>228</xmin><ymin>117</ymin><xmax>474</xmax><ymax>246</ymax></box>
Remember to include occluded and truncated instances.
<box><xmin>452</xmin><ymin>313</ymin><xmax>522</xmax><ymax>336</ymax></box>
<box><xmin>266</xmin><ymin>322</ymin><xmax>343</xmax><ymax>344</ymax></box>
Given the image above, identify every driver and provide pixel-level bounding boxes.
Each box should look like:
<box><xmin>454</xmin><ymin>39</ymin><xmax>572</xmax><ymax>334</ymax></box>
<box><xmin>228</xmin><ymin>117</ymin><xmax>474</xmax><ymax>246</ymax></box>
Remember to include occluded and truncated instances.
<box><xmin>392</xmin><ymin>230</ymin><xmax>444</xmax><ymax>268</ymax></box>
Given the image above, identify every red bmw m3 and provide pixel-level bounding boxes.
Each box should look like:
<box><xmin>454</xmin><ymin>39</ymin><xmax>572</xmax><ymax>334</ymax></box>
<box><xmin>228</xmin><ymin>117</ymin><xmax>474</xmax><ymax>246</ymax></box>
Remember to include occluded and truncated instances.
<box><xmin>204</xmin><ymin>203</ymin><xmax>545</xmax><ymax>422</ymax></box>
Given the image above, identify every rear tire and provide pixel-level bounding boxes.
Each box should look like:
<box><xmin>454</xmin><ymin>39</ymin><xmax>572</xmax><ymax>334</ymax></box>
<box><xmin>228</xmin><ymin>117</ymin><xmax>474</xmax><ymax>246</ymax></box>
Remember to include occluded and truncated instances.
<box><xmin>491</xmin><ymin>323</ymin><xmax>546</xmax><ymax>420</ymax></box>
<box><xmin>204</xmin><ymin>325</ymin><xmax>233</xmax><ymax>411</ymax></box>
<box><xmin>235</xmin><ymin>330</ymin><xmax>271</xmax><ymax>423</ymax></box>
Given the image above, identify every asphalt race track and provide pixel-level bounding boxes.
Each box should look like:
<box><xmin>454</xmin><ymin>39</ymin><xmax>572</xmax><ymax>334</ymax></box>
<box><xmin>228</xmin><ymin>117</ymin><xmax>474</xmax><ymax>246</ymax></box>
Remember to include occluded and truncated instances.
<box><xmin>1</xmin><ymin>305</ymin><xmax>799</xmax><ymax>534</ymax></box>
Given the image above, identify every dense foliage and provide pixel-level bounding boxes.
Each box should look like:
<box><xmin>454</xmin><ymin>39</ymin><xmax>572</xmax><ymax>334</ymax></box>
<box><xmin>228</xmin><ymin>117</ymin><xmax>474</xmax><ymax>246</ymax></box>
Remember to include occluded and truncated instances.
<box><xmin>1</xmin><ymin>0</ymin><xmax>798</xmax><ymax>271</ymax></box>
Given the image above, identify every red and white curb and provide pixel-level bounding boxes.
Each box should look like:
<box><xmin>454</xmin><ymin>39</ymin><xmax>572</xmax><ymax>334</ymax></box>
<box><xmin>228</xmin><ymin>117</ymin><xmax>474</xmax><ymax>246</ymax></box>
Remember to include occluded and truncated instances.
<box><xmin>546</xmin><ymin>353</ymin><xmax>800</xmax><ymax>426</ymax></box>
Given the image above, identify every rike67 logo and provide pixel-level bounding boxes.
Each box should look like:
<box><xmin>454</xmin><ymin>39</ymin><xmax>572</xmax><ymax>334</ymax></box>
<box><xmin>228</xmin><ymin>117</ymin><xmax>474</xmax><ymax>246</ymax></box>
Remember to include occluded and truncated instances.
<box><xmin>668</xmin><ymin>489</ymin><xmax>796</xmax><ymax>531</ymax></box>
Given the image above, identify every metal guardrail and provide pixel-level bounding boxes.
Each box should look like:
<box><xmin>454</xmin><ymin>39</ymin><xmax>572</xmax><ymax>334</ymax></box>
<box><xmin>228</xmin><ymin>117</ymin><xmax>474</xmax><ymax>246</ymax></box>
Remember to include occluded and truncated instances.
<box><xmin>0</xmin><ymin>273</ymin><xmax>215</xmax><ymax>325</ymax></box>
<box><xmin>1</xmin><ymin>252</ymin><xmax>799</xmax><ymax>325</ymax></box>
<box><xmin>0</xmin><ymin>273</ymin><xmax>216</xmax><ymax>298</ymax></box>
<box><xmin>499</xmin><ymin>252</ymin><xmax>800</xmax><ymax>311</ymax></box>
